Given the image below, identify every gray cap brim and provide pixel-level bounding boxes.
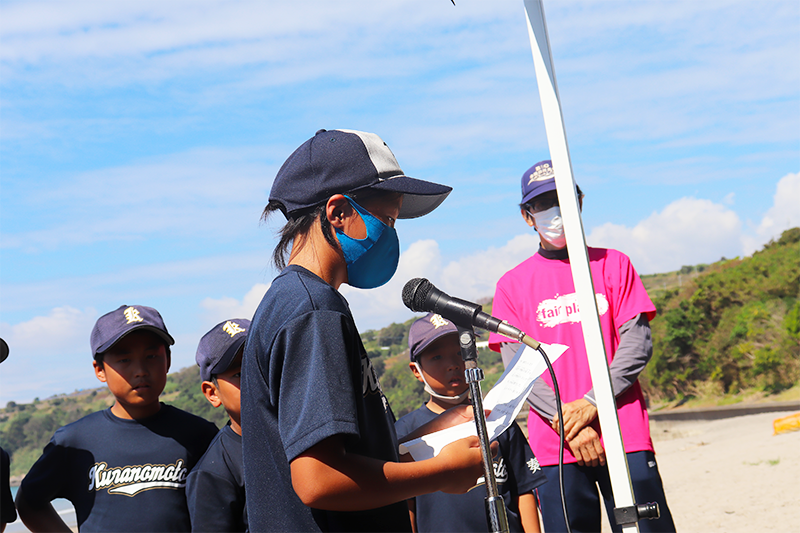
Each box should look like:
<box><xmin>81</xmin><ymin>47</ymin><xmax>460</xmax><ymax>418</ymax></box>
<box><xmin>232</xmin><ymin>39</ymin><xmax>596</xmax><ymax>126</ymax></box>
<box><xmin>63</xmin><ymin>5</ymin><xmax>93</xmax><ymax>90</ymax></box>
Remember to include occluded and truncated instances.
<box><xmin>370</xmin><ymin>176</ymin><xmax>452</xmax><ymax>219</ymax></box>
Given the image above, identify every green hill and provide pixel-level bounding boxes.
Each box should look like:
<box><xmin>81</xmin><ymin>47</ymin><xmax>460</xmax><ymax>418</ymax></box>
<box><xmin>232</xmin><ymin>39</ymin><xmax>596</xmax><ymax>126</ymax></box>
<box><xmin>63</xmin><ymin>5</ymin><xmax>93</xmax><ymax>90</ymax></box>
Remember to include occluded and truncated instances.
<box><xmin>2</xmin><ymin>228</ymin><xmax>798</xmax><ymax>478</ymax></box>
<box><xmin>642</xmin><ymin>227</ymin><xmax>800</xmax><ymax>404</ymax></box>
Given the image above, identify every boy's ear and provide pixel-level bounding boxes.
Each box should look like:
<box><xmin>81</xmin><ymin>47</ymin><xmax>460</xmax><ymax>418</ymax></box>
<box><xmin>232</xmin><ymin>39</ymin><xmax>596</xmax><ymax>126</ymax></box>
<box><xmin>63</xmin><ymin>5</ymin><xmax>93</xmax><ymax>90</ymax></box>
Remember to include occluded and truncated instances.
<box><xmin>326</xmin><ymin>194</ymin><xmax>354</xmax><ymax>231</ymax></box>
<box><xmin>201</xmin><ymin>381</ymin><xmax>223</xmax><ymax>408</ymax></box>
<box><xmin>93</xmin><ymin>360</ymin><xmax>107</xmax><ymax>383</ymax></box>
<box><xmin>409</xmin><ymin>361</ymin><xmax>425</xmax><ymax>383</ymax></box>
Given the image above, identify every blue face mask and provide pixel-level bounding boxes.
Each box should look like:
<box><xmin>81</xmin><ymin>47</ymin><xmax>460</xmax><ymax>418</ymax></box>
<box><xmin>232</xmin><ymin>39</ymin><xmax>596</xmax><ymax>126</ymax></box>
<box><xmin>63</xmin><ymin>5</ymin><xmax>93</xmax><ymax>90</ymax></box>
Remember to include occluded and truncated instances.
<box><xmin>335</xmin><ymin>196</ymin><xmax>400</xmax><ymax>289</ymax></box>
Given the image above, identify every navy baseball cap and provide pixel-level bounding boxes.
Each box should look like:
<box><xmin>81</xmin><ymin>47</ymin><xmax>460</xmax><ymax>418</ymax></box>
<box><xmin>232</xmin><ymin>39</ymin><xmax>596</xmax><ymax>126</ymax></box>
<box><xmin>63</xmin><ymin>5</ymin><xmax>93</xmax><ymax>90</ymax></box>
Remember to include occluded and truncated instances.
<box><xmin>408</xmin><ymin>313</ymin><xmax>459</xmax><ymax>362</ymax></box>
<box><xmin>269</xmin><ymin>129</ymin><xmax>452</xmax><ymax>220</ymax></box>
<box><xmin>521</xmin><ymin>160</ymin><xmax>557</xmax><ymax>205</ymax></box>
<box><xmin>0</xmin><ymin>338</ymin><xmax>8</xmax><ymax>364</ymax></box>
<box><xmin>91</xmin><ymin>305</ymin><xmax>175</xmax><ymax>357</ymax></box>
<box><xmin>196</xmin><ymin>318</ymin><xmax>250</xmax><ymax>382</ymax></box>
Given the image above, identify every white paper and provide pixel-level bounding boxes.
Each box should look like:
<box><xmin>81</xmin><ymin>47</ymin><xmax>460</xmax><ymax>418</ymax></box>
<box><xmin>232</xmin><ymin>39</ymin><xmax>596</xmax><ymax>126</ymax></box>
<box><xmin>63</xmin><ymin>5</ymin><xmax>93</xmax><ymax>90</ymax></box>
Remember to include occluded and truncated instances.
<box><xmin>399</xmin><ymin>342</ymin><xmax>567</xmax><ymax>461</ymax></box>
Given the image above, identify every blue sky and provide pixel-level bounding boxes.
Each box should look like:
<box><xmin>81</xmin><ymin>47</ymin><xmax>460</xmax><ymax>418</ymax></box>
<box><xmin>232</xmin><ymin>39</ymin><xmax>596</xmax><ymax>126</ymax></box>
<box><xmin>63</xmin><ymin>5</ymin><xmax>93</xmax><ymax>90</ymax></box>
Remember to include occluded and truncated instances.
<box><xmin>1</xmin><ymin>0</ymin><xmax>798</xmax><ymax>405</ymax></box>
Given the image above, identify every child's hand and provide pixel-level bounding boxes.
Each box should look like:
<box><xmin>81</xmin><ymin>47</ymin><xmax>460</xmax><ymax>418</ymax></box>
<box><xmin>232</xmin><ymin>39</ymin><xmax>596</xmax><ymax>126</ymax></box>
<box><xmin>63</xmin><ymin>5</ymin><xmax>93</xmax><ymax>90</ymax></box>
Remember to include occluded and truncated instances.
<box><xmin>434</xmin><ymin>435</ymin><xmax>498</xmax><ymax>494</ymax></box>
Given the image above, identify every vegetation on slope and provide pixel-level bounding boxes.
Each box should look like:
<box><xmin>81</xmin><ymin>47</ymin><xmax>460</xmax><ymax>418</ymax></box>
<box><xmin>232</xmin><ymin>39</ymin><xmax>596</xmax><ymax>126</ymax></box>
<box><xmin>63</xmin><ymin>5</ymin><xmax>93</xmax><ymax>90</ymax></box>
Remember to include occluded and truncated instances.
<box><xmin>641</xmin><ymin>227</ymin><xmax>800</xmax><ymax>402</ymax></box>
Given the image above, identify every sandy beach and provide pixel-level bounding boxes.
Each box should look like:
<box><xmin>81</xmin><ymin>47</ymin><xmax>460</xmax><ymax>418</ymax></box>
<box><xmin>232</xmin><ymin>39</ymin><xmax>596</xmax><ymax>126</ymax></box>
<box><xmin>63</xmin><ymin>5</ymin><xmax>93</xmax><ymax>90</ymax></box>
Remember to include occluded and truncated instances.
<box><xmin>642</xmin><ymin>410</ymin><xmax>800</xmax><ymax>533</ymax></box>
<box><xmin>5</xmin><ymin>410</ymin><xmax>798</xmax><ymax>532</ymax></box>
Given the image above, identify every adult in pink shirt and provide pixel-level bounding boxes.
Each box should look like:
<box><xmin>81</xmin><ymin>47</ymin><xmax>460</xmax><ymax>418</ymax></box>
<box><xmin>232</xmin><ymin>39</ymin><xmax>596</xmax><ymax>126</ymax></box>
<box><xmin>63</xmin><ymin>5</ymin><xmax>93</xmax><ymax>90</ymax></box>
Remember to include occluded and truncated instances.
<box><xmin>489</xmin><ymin>160</ymin><xmax>675</xmax><ymax>533</ymax></box>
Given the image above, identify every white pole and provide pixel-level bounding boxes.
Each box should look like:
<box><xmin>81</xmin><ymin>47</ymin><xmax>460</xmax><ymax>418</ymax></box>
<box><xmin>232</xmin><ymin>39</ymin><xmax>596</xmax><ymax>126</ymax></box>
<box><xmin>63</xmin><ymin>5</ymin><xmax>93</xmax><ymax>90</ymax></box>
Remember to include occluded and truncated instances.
<box><xmin>521</xmin><ymin>1</ymin><xmax>638</xmax><ymax>531</ymax></box>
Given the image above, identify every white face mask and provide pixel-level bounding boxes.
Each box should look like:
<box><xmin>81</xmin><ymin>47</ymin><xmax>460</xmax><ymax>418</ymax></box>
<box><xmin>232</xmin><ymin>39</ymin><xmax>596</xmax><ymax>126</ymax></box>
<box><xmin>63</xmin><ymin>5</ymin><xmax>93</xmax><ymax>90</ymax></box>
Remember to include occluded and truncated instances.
<box><xmin>533</xmin><ymin>206</ymin><xmax>566</xmax><ymax>248</ymax></box>
<box><xmin>413</xmin><ymin>362</ymin><xmax>470</xmax><ymax>405</ymax></box>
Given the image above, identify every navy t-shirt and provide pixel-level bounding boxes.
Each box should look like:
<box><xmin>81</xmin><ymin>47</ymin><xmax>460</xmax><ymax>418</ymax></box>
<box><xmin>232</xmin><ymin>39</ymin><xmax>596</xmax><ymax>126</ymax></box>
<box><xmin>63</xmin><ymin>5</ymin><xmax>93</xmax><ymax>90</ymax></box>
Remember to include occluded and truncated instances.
<box><xmin>186</xmin><ymin>424</ymin><xmax>246</xmax><ymax>532</ymax></box>
<box><xmin>395</xmin><ymin>404</ymin><xmax>546</xmax><ymax>533</ymax></box>
<box><xmin>19</xmin><ymin>404</ymin><xmax>218</xmax><ymax>532</ymax></box>
<box><xmin>1</xmin><ymin>447</ymin><xmax>16</xmax><ymax>525</ymax></box>
<box><xmin>241</xmin><ymin>265</ymin><xmax>410</xmax><ymax>532</ymax></box>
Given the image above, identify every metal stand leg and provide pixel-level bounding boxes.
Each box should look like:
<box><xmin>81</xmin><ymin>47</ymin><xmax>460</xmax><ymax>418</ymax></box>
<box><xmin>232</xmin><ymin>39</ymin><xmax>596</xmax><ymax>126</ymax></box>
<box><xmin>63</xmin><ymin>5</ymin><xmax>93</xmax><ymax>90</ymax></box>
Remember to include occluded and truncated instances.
<box><xmin>457</xmin><ymin>326</ymin><xmax>509</xmax><ymax>533</ymax></box>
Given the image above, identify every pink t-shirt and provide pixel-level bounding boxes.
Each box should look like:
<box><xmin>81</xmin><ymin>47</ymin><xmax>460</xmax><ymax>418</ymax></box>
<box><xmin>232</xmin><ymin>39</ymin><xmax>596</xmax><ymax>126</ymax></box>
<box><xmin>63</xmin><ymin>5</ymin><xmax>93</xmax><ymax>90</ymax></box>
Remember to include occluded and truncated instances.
<box><xmin>489</xmin><ymin>248</ymin><xmax>656</xmax><ymax>466</ymax></box>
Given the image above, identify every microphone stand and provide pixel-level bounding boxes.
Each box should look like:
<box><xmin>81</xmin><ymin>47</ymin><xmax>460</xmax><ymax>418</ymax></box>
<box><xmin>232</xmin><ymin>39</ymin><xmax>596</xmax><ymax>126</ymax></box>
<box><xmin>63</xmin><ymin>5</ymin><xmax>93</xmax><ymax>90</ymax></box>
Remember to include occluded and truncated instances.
<box><xmin>457</xmin><ymin>325</ymin><xmax>509</xmax><ymax>533</ymax></box>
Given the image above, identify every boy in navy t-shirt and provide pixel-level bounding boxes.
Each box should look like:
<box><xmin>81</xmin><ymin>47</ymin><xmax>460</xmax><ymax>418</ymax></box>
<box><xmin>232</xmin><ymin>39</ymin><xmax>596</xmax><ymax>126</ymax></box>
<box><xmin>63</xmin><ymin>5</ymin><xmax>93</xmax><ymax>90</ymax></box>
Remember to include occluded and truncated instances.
<box><xmin>15</xmin><ymin>305</ymin><xmax>218</xmax><ymax>532</ymax></box>
<box><xmin>242</xmin><ymin>129</ymin><xmax>489</xmax><ymax>532</ymax></box>
<box><xmin>0</xmin><ymin>339</ymin><xmax>17</xmax><ymax>531</ymax></box>
<box><xmin>395</xmin><ymin>313</ymin><xmax>546</xmax><ymax>533</ymax></box>
<box><xmin>186</xmin><ymin>318</ymin><xmax>249</xmax><ymax>532</ymax></box>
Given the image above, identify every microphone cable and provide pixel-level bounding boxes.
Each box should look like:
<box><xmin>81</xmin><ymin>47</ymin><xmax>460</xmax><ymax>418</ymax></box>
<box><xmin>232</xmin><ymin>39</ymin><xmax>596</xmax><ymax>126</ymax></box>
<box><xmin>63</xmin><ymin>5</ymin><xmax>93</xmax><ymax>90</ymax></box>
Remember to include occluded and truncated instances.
<box><xmin>526</xmin><ymin>340</ymin><xmax>572</xmax><ymax>533</ymax></box>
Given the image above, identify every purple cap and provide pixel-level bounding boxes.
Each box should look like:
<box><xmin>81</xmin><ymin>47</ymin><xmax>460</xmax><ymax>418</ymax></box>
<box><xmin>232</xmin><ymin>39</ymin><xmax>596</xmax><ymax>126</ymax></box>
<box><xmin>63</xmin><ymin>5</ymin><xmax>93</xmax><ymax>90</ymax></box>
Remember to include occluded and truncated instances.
<box><xmin>196</xmin><ymin>319</ymin><xmax>250</xmax><ymax>382</ymax></box>
<box><xmin>91</xmin><ymin>305</ymin><xmax>175</xmax><ymax>357</ymax></box>
<box><xmin>520</xmin><ymin>159</ymin><xmax>557</xmax><ymax>205</ymax></box>
<box><xmin>408</xmin><ymin>313</ymin><xmax>459</xmax><ymax>362</ymax></box>
<box><xmin>269</xmin><ymin>129</ymin><xmax>452</xmax><ymax>220</ymax></box>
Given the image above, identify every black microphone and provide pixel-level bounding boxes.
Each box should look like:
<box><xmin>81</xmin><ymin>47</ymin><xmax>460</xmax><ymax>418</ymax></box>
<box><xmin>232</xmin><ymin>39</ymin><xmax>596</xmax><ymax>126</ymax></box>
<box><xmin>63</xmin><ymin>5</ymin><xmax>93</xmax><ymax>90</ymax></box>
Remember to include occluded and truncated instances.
<box><xmin>402</xmin><ymin>278</ymin><xmax>530</xmax><ymax>344</ymax></box>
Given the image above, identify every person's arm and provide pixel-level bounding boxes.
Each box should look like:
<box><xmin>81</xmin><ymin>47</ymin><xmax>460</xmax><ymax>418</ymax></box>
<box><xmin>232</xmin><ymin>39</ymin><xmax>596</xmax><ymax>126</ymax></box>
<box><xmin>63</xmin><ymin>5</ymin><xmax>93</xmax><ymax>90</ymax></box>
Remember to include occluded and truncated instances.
<box><xmin>518</xmin><ymin>492</ymin><xmax>541</xmax><ymax>533</ymax></box>
<box><xmin>583</xmin><ymin>313</ymin><xmax>652</xmax><ymax>405</ymax></box>
<box><xmin>397</xmin><ymin>404</ymin><xmax>481</xmax><ymax>444</ymax></box>
<box><xmin>554</xmin><ymin>314</ymin><xmax>653</xmax><ymax>440</ymax></box>
<box><xmin>290</xmin><ymin>434</ymin><xmax>486</xmax><ymax>511</ymax></box>
<box><xmin>14</xmin><ymin>487</ymin><xmax>70</xmax><ymax>533</ymax></box>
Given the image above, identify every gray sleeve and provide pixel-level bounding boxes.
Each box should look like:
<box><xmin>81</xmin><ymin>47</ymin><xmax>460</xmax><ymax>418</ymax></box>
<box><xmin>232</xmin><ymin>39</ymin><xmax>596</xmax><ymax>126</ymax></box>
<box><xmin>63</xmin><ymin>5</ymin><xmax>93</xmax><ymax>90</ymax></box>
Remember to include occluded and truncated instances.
<box><xmin>500</xmin><ymin>342</ymin><xmax>558</xmax><ymax>422</ymax></box>
<box><xmin>584</xmin><ymin>313</ymin><xmax>652</xmax><ymax>406</ymax></box>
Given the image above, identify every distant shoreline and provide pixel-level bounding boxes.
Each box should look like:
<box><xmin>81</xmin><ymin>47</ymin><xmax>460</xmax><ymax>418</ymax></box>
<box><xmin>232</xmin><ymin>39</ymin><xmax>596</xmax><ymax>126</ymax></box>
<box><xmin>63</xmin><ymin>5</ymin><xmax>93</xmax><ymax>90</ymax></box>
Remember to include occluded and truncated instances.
<box><xmin>649</xmin><ymin>400</ymin><xmax>800</xmax><ymax>421</ymax></box>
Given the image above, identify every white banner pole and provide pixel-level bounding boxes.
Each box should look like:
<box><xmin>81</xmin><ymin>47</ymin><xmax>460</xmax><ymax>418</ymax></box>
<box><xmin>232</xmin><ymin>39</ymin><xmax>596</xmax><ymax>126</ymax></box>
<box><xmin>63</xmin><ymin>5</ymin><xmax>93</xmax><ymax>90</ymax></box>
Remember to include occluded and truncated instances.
<box><xmin>521</xmin><ymin>1</ymin><xmax>638</xmax><ymax>531</ymax></box>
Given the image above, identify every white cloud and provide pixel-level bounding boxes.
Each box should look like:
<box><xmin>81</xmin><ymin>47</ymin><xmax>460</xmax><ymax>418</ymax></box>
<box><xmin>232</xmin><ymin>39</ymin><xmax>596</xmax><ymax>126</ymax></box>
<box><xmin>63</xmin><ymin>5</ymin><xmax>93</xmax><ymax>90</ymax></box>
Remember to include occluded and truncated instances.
<box><xmin>722</xmin><ymin>192</ymin><xmax>735</xmax><ymax>205</ymax></box>
<box><xmin>439</xmin><ymin>234</ymin><xmax>540</xmax><ymax>300</ymax></box>
<box><xmin>199</xmin><ymin>283</ymin><xmax>270</xmax><ymax>329</ymax></box>
<box><xmin>754</xmin><ymin>172</ymin><xmax>800</xmax><ymax>244</ymax></box>
<box><xmin>585</xmin><ymin>172</ymin><xmax>799</xmax><ymax>273</ymax></box>
<box><xmin>0</xmin><ymin>305</ymin><xmax>97</xmax><ymax>353</ymax></box>
<box><xmin>0</xmin><ymin>306</ymin><xmax>100</xmax><ymax>404</ymax></box>
<box><xmin>0</xmin><ymin>0</ymin><xmax>506</xmax><ymax>84</ymax></box>
<box><xmin>588</xmin><ymin>197</ymin><xmax>743</xmax><ymax>274</ymax></box>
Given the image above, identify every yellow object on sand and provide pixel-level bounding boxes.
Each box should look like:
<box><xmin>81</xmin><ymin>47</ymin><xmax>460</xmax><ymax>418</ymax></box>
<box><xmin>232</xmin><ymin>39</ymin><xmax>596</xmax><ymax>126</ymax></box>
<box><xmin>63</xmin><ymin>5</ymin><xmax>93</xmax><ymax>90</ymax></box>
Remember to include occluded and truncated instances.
<box><xmin>773</xmin><ymin>412</ymin><xmax>800</xmax><ymax>435</ymax></box>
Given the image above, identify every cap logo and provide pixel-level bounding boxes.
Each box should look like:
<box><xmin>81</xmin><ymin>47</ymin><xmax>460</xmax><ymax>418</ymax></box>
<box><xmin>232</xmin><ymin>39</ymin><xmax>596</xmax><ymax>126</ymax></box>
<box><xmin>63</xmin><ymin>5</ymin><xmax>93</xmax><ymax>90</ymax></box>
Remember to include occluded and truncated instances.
<box><xmin>222</xmin><ymin>321</ymin><xmax>246</xmax><ymax>337</ymax></box>
<box><xmin>528</xmin><ymin>162</ymin><xmax>554</xmax><ymax>185</ymax></box>
<box><xmin>123</xmin><ymin>307</ymin><xmax>144</xmax><ymax>324</ymax></box>
<box><xmin>429</xmin><ymin>314</ymin><xmax>450</xmax><ymax>329</ymax></box>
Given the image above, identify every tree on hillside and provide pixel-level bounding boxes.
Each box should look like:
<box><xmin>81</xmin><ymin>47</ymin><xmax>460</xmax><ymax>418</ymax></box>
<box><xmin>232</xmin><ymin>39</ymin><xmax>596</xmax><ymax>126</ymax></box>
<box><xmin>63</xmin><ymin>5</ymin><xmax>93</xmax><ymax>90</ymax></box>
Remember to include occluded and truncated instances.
<box><xmin>643</xmin><ymin>228</ymin><xmax>800</xmax><ymax>401</ymax></box>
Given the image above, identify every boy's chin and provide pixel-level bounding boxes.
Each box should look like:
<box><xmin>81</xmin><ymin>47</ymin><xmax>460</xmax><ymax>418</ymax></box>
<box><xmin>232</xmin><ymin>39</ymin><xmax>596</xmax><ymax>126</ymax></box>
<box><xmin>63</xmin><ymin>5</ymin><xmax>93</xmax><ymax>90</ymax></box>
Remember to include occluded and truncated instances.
<box><xmin>125</xmin><ymin>391</ymin><xmax>161</xmax><ymax>407</ymax></box>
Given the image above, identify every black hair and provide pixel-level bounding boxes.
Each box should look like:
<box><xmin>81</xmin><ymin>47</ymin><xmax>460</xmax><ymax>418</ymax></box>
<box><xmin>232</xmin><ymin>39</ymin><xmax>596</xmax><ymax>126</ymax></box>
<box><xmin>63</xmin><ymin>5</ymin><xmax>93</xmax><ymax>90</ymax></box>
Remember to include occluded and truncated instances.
<box><xmin>262</xmin><ymin>201</ymin><xmax>335</xmax><ymax>270</ymax></box>
<box><xmin>519</xmin><ymin>185</ymin><xmax>584</xmax><ymax>212</ymax></box>
<box><xmin>262</xmin><ymin>188</ymin><xmax>398</xmax><ymax>271</ymax></box>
